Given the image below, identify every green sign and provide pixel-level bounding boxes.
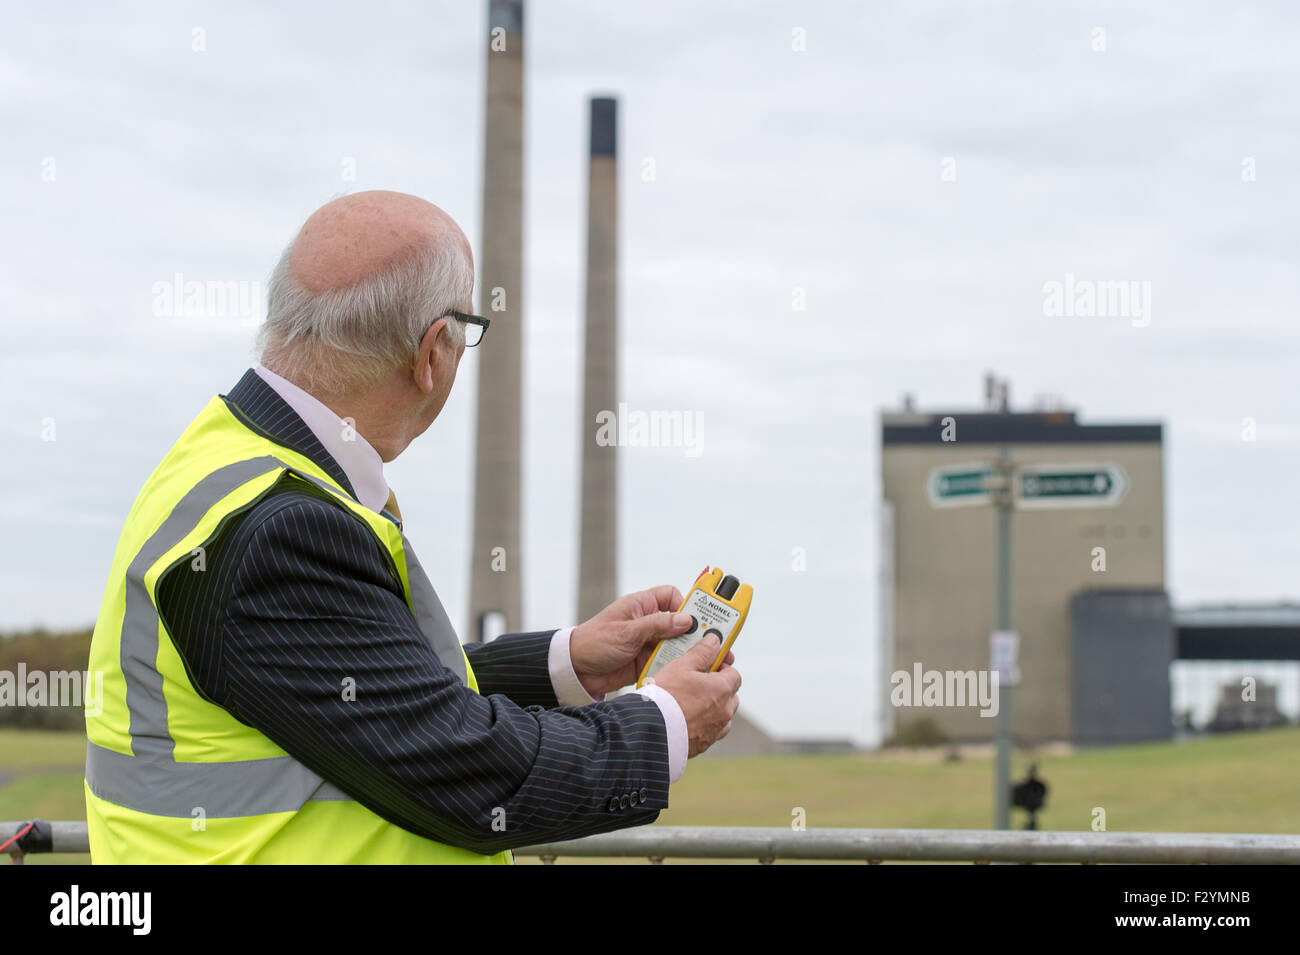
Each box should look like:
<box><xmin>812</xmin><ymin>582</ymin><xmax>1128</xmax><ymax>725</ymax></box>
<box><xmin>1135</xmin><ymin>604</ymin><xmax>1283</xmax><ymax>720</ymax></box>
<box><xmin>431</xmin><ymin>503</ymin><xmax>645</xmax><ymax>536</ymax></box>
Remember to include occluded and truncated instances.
<box><xmin>927</xmin><ymin>465</ymin><xmax>995</xmax><ymax>507</ymax></box>
<box><xmin>928</xmin><ymin>462</ymin><xmax>1128</xmax><ymax>509</ymax></box>
<box><xmin>1017</xmin><ymin>464</ymin><xmax>1127</xmax><ymax>508</ymax></box>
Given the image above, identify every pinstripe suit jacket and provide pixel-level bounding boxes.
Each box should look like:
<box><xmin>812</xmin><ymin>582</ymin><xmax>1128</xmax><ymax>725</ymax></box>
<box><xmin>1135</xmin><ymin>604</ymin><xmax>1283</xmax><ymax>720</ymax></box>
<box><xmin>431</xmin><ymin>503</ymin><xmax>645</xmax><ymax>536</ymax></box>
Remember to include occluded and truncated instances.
<box><xmin>155</xmin><ymin>369</ymin><xmax>669</xmax><ymax>854</ymax></box>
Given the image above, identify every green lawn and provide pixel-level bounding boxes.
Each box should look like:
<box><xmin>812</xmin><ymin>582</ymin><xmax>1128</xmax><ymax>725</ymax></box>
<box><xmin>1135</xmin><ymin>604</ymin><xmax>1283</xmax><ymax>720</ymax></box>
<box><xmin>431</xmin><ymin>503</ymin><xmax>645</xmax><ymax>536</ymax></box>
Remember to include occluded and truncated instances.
<box><xmin>0</xmin><ymin>729</ymin><xmax>92</xmax><ymax>865</ymax></box>
<box><xmin>661</xmin><ymin>728</ymin><xmax>1300</xmax><ymax>833</ymax></box>
<box><xmin>3</xmin><ymin>726</ymin><xmax>1296</xmax><ymax>864</ymax></box>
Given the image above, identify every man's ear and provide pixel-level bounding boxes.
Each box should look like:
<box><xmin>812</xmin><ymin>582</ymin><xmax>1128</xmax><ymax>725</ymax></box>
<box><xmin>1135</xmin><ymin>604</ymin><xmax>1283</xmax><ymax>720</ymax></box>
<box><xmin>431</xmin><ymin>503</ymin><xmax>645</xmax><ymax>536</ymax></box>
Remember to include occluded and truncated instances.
<box><xmin>414</xmin><ymin>317</ymin><xmax>447</xmax><ymax>395</ymax></box>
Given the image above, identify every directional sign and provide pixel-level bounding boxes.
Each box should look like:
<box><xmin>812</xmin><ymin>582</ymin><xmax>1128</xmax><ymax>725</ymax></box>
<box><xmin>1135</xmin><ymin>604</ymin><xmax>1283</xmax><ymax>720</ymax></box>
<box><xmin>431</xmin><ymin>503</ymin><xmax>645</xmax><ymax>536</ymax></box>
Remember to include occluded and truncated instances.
<box><xmin>927</xmin><ymin>464</ymin><xmax>996</xmax><ymax>508</ymax></box>
<box><xmin>1016</xmin><ymin>463</ymin><xmax>1128</xmax><ymax>509</ymax></box>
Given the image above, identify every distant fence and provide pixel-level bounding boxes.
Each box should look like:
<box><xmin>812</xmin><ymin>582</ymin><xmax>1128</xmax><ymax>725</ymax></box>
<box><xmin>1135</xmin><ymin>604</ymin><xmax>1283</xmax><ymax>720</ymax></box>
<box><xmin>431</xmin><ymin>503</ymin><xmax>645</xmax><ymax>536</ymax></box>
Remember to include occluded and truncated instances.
<box><xmin>6</xmin><ymin>821</ymin><xmax>1300</xmax><ymax>864</ymax></box>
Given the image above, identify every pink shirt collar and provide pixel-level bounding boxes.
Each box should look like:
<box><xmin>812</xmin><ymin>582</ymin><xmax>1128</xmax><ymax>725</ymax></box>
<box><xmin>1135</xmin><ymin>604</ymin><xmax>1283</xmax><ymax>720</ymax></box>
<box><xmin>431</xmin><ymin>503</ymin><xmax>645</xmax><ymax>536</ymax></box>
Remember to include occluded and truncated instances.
<box><xmin>253</xmin><ymin>365</ymin><xmax>390</xmax><ymax>514</ymax></box>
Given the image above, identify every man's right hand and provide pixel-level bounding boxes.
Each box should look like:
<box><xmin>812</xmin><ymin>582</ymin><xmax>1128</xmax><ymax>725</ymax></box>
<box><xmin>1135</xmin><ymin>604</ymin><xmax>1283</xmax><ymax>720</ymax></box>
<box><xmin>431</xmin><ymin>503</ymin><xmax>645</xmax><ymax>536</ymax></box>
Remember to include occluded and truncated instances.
<box><xmin>650</xmin><ymin>635</ymin><xmax>742</xmax><ymax>758</ymax></box>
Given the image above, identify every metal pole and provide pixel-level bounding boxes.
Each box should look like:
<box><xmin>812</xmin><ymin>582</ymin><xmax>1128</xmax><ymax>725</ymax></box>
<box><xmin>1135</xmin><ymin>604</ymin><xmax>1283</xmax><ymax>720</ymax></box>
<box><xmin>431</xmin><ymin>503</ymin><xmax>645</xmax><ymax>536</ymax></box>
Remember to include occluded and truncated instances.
<box><xmin>517</xmin><ymin>826</ymin><xmax>1300</xmax><ymax>865</ymax></box>
<box><xmin>10</xmin><ymin>821</ymin><xmax>1300</xmax><ymax>864</ymax></box>
<box><xmin>993</xmin><ymin>447</ymin><xmax>1014</xmax><ymax>830</ymax></box>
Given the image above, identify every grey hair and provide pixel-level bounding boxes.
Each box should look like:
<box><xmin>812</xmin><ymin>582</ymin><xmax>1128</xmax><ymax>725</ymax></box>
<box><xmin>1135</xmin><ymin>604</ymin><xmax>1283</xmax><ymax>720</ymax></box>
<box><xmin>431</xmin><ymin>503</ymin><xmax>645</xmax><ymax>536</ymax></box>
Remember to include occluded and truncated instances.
<box><xmin>256</xmin><ymin>230</ymin><xmax>469</xmax><ymax>395</ymax></box>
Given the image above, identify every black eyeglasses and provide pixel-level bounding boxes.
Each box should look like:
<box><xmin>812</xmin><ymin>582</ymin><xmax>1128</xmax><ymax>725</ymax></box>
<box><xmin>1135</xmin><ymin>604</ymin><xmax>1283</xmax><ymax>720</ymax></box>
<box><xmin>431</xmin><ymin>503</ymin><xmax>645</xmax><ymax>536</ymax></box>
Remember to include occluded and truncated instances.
<box><xmin>429</xmin><ymin>310</ymin><xmax>490</xmax><ymax>347</ymax></box>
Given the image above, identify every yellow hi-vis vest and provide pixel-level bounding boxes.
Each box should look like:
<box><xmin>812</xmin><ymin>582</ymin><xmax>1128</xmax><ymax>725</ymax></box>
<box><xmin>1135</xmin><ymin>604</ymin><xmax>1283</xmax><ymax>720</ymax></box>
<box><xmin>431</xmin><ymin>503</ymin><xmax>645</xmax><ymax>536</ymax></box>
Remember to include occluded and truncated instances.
<box><xmin>84</xmin><ymin>392</ymin><xmax>512</xmax><ymax>864</ymax></box>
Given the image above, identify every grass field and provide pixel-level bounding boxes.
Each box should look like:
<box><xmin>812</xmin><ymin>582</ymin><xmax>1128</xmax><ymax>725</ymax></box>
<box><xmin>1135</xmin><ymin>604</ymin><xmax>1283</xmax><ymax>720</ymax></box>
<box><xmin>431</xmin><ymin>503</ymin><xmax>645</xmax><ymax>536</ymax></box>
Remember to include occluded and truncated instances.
<box><xmin>4</xmin><ymin>726</ymin><xmax>1297</xmax><ymax>864</ymax></box>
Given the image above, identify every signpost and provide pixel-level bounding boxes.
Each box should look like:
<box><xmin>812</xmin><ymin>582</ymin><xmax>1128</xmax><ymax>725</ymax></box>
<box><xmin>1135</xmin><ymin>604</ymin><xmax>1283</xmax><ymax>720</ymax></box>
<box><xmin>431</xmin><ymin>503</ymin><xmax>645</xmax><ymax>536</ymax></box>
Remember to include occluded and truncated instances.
<box><xmin>925</xmin><ymin>456</ymin><xmax>1129</xmax><ymax>829</ymax></box>
<box><xmin>990</xmin><ymin>449</ymin><xmax>1015</xmax><ymax>832</ymax></box>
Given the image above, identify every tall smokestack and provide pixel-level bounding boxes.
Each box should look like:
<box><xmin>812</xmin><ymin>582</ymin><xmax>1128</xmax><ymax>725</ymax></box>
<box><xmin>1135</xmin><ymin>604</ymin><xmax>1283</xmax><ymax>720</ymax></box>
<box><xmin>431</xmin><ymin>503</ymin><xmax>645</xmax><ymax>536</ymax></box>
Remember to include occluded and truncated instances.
<box><xmin>577</xmin><ymin>95</ymin><xmax>619</xmax><ymax>622</ymax></box>
<box><xmin>468</xmin><ymin>0</ymin><xmax>524</xmax><ymax>642</ymax></box>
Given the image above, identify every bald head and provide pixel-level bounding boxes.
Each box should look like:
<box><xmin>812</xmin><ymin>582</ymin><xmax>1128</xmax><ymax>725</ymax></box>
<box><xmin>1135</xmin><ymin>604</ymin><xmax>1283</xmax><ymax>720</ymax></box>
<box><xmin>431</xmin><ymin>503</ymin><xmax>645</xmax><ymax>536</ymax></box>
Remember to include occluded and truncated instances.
<box><xmin>258</xmin><ymin>190</ymin><xmax>475</xmax><ymax>399</ymax></box>
<box><xmin>289</xmin><ymin>190</ymin><xmax>472</xmax><ymax>293</ymax></box>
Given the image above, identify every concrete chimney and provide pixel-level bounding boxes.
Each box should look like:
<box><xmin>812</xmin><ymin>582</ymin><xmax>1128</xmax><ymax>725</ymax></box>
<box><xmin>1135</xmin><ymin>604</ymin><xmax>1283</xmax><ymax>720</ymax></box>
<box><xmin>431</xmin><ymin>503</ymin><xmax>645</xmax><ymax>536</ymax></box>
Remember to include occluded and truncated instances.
<box><xmin>468</xmin><ymin>0</ymin><xmax>524</xmax><ymax>642</ymax></box>
<box><xmin>577</xmin><ymin>95</ymin><xmax>619</xmax><ymax>622</ymax></box>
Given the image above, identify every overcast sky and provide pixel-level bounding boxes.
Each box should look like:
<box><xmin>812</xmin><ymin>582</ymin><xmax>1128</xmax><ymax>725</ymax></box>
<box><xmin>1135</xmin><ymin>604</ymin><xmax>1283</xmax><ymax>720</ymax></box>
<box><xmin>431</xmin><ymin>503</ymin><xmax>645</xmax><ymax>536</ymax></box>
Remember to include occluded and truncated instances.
<box><xmin>3</xmin><ymin>1</ymin><xmax>1297</xmax><ymax>744</ymax></box>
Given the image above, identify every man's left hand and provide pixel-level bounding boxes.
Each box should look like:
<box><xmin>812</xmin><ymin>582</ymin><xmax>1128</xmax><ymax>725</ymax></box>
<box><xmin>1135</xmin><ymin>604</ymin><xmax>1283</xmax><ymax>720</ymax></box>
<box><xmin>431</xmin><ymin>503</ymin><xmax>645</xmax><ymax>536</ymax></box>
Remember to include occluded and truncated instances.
<box><xmin>569</xmin><ymin>586</ymin><xmax>735</xmax><ymax>699</ymax></box>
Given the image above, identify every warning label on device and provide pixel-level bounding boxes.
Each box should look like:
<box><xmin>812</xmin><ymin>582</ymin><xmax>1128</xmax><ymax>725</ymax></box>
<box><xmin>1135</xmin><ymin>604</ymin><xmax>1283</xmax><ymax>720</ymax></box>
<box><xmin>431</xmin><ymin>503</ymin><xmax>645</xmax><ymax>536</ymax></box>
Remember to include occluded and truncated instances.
<box><xmin>642</xmin><ymin>588</ymin><xmax>740</xmax><ymax>680</ymax></box>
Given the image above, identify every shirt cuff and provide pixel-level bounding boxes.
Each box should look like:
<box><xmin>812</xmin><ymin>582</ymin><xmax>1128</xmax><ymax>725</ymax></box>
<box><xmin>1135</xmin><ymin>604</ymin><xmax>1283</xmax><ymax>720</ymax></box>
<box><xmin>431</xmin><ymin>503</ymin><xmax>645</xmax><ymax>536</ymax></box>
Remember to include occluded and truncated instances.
<box><xmin>548</xmin><ymin>627</ymin><xmax>604</xmax><ymax>706</ymax></box>
<box><xmin>633</xmin><ymin>683</ymin><xmax>688</xmax><ymax>784</ymax></box>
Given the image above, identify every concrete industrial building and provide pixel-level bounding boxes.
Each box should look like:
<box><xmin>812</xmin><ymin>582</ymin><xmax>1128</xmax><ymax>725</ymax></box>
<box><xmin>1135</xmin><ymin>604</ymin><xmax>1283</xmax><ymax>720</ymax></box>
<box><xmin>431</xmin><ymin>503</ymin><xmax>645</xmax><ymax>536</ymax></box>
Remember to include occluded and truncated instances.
<box><xmin>880</xmin><ymin>379</ymin><xmax>1165</xmax><ymax>744</ymax></box>
<box><xmin>1070</xmin><ymin>589</ymin><xmax>1173</xmax><ymax>744</ymax></box>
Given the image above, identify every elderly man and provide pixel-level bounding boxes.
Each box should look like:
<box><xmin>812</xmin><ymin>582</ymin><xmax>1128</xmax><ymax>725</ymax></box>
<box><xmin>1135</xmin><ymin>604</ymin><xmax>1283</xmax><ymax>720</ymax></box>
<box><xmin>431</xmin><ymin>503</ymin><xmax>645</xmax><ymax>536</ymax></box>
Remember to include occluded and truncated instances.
<box><xmin>84</xmin><ymin>190</ymin><xmax>741</xmax><ymax>864</ymax></box>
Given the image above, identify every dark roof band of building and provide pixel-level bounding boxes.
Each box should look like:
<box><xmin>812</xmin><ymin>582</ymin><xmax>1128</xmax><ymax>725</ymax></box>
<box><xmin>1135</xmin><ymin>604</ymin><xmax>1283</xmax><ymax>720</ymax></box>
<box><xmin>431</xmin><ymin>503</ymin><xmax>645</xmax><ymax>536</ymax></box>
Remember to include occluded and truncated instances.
<box><xmin>1173</xmin><ymin>604</ymin><xmax>1300</xmax><ymax>660</ymax></box>
<box><xmin>1177</xmin><ymin>627</ymin><xmax>1300</xmax><ymax>661</ymax></box>
<box><xmin>882</xmin><ymin>412</ymin><xmax>1162</xmax><ymax>446</ymax></box>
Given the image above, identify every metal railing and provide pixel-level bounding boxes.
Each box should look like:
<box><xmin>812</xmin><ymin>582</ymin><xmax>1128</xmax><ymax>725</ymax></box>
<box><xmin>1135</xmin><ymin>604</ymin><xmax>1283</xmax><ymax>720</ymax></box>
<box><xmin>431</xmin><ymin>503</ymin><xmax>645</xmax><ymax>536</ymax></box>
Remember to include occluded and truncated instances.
<box><xmin>6</xmin><ymin>821</ymin><xmax>1300</xmax><ymax>864</ymax></box>
<box><xmin>2</xmin><ymin>821</ymin><xmax>89</xmax><ymax>863</ymax></box>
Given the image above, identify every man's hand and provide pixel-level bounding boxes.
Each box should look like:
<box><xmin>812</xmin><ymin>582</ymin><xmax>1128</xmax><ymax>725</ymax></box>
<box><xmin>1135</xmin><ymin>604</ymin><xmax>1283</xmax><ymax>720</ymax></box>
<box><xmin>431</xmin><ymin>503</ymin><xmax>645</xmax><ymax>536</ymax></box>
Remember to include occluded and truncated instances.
<box><xmin>569</xmin><ymin>586</ymin><xmax>735</xmax><ymax>698</ymax></box>
<box><xmin>649</xmin><ymin>635</ymin><xmax>742</xmax><ymax>758</ymax></box>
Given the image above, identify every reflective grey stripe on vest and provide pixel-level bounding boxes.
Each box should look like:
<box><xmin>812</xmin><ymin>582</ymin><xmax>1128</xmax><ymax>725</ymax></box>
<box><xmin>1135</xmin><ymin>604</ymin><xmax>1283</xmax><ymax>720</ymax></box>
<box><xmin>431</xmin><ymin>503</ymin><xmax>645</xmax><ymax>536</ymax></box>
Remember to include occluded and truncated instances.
<box><xmin>86</xmin><ymin>741</ymin><xmax>349</xmax><ymax>818</ymax></box>
<box><xmin>97</xmin><ymin>455</ymin><xmax>350</xmax><ymax>817</ymax></box>
<box><xmin>96</xmin><ymin>454</ymin><xmax>470</xmax><ymax>818</ymax></box>
<box><xmin>122</xmin><ymin>456</ymin><xmax>284</xmax><ymax>759</ymax></box>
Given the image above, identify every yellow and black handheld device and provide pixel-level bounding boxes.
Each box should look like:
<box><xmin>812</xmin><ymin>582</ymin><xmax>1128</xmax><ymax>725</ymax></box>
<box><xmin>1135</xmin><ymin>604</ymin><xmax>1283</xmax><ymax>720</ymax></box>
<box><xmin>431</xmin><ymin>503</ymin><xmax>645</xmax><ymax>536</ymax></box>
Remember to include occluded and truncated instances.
<box><xmin>636</xmin><ymin>566</ymin><xmax>752</xmax><ymax>688</ymax></box>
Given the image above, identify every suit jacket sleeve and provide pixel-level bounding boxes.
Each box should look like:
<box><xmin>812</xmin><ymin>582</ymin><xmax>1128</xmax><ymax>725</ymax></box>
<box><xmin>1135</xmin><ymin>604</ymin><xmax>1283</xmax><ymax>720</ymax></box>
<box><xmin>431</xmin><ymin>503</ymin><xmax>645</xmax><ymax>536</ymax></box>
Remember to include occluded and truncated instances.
<box><xmin>463</xmin><ymin>631</ymin><xmax>561</xmax><ymax>708</ymax></box>
<box><xmin>159</xmin><ymin>490</ymin><xmax>669</xmax><ymax>855</ymax></box>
